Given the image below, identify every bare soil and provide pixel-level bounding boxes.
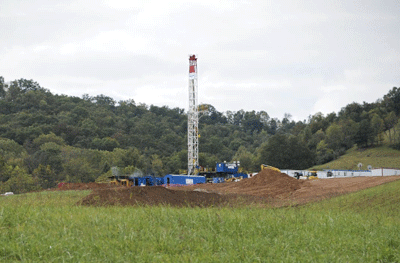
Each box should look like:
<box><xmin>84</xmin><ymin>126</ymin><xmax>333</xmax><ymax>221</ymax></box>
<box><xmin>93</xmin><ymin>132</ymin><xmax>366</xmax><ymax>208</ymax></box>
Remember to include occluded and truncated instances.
<box><xmin>57</xmin><ymin>169</ymin><xmax>400</xmax><ymax>208</ymax></box>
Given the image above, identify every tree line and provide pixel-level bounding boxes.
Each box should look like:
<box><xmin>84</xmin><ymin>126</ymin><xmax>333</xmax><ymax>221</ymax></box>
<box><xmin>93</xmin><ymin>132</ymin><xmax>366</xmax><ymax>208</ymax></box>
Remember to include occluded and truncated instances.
<box><xmin>1</xmin><ymin>76</ymin><xmax>399</xmax><ymax>193</ymax></box>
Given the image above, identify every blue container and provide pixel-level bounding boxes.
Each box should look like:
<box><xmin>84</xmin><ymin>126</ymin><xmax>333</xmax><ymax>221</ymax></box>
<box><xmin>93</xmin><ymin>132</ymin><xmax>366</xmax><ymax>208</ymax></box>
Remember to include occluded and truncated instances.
<box><xmin>128</xmin><ymin>176</ymin><xmax>165</xmax><ymax>186</ymax></box>
<box><xmin>163</xmin><ymin>175</ymin><xmax>206</xmax><ymax>186</ymax></box>
<box><xmin>216</xmin><ymin>163</ymin><xmax>239</xmax><ymax>173</ymax></box>
<box><xmin>155</xmin><ymin>177</ymin><xmax>164</xmax><ymax>185</ymax></box>
<box><xmin>133</xmin><ymin>177</ymin><xmax>146</xmax><ymax>186</ymax></box>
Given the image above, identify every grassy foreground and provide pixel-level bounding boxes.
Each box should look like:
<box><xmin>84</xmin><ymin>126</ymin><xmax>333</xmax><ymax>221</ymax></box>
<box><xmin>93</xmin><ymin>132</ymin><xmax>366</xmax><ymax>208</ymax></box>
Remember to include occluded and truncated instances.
<box><xmin>1</xmin><ymin>183</ymin><xmax>400</xmax><ymax>262</ymax></box>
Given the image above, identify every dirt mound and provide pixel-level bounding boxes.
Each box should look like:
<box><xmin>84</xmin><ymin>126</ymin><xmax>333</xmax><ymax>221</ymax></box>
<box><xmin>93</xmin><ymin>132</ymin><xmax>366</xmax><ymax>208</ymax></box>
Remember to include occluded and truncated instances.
<box><xmin>79</xmin><ymin>186</ymin><xmax>253</xmax><ymax>207</ymax></box>
<box><xmin>230</xmin><ymin>169</ymin><xmax>304</xmax><ymax>197</ymax></box>
<box><xmin>179</xmin><ymin>169</ymin><xmax>304</xmax><ymax>199</ymax></box>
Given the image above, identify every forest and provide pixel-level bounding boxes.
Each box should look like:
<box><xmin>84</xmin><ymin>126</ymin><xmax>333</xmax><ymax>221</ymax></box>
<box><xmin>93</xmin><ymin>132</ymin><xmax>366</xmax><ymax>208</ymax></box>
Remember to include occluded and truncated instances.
<box><xmin>1</xmin><ymin>76</ymin><xmax>400</xmax><ymax>193</ymax></box>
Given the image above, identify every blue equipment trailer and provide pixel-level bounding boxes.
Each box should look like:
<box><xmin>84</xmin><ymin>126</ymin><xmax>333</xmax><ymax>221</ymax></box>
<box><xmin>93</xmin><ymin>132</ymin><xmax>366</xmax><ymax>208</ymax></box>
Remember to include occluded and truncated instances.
<box><xmin>201</xmin><ymin>162</ymin><xmax>248</xmax><ymax>183</ymax></box>
<box><xmin>164</xmin><ymin>174</ymin><xmax>206</xmax><ymax>186</ymax></box>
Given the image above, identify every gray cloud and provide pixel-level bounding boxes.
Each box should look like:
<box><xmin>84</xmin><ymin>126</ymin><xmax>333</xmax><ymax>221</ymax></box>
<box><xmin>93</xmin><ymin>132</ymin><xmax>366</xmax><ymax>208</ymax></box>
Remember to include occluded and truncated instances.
<box><xmin>1</xmin><ymin>0</ymin><xmax>399</xmax><ymax>120</ymax></box>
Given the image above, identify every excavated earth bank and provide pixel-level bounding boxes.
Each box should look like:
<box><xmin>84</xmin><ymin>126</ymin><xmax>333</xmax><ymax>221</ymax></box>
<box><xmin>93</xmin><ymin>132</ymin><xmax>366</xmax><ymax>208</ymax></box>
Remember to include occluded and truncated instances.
<box><xmin>57</xmin><ymin>169</ymin><xmax>400</xmax><ymax>208</ymax></box>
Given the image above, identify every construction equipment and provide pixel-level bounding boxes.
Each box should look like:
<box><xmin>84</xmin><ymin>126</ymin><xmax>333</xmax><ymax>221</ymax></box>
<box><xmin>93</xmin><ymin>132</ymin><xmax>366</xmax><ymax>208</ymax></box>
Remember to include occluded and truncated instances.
<box><xmin>307</xmin><ymin>170</ymin><xmax>318</xmax><ymax>180</ymax></box>
<box><xmin>198</xmin><ymin>162</ymin><xmax>248</xmax><ymax>183</ymax></box>
<box><xmin>261</xmin><ymin>164</ymin><xmax>281</xmax><ymax>173</ymax></box>
<box><xmin>294</xmin><ymin>170</ymin><xmax>318</xmax><ymax>180</ymax></box>
<box><xmin>225</xmin><ymin>177</ymin><xmax>235</xmax><ymax>182</ymax></box>
<box><xmin>109</xmin><ymin>175</ymin><xmax>134</xmax><ymax>187</ymax></box>
<box><xmin>225</xmin><ymin>176</ymin><xmax>243</xmax><ymax>182</ymax></box>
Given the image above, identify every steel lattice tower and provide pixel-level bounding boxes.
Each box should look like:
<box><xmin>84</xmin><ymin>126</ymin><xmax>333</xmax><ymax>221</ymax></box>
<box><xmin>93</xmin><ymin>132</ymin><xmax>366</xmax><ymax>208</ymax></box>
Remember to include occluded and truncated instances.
<box><xmin>188</xmin><ymin>55</ymin><xmax>198</xmax><ymax>176</ymax></box>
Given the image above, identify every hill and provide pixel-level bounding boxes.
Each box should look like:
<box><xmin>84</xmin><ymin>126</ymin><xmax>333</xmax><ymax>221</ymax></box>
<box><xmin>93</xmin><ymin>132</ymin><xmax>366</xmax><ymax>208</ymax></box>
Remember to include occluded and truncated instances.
<box><xmin>311</xmin><ymin>145</ymin><xmax>400</xmax><ymax>170</ymax></box>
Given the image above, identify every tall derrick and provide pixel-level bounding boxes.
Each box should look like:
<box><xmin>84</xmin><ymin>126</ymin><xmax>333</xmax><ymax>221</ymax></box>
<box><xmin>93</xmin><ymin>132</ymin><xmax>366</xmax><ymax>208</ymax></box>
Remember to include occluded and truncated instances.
<box><xmin>188</xmin><ymin>55</ymin><xmax>198</xmax><ymax>176</ymax></box>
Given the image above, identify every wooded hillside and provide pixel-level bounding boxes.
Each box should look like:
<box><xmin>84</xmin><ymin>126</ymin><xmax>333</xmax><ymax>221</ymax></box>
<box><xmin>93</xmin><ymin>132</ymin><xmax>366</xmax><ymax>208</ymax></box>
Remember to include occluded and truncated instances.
<box><xmin>1</xmin><ymin>76</ymin><xmax>399</xmax><ymax>193</ymax></box>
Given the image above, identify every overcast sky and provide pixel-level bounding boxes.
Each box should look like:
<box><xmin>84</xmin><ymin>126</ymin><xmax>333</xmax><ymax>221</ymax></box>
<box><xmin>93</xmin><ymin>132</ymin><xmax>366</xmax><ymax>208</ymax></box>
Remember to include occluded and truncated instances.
<box><xmin>1</xmin><ymin>0</ymin><xmax>399</xmax><ymax>121</ymax></box>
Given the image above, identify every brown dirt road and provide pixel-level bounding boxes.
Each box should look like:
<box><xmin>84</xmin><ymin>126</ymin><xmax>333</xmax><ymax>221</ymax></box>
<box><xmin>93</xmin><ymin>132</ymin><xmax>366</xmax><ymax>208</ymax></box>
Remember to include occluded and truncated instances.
<box><xmin>58</xmin><ymin>169</ymin><xmax>400</xmax><ymax>208</ymax></box>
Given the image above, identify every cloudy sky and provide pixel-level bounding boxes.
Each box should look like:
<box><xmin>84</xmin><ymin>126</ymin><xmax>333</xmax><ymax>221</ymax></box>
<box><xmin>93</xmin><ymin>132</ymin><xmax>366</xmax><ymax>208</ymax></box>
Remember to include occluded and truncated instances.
<box><xmin>1</xmin><ymin>0</ymin><xmax>399</xmax><ymax>121</ymax></box>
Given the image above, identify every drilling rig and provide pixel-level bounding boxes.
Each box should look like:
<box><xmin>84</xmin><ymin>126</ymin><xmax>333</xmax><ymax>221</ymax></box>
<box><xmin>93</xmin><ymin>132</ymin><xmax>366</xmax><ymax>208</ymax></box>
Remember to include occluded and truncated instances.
<box><xmin>187</xmin><ymin>55</ymin><xmax>198</xmax><ymax>176</ymax></box>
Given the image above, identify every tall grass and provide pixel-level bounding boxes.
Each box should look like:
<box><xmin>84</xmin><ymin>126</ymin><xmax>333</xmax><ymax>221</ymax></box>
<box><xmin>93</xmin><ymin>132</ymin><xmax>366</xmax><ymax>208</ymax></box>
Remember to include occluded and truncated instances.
<box><xmin>1</xmin><ymin>183</ymin><xmax>400</xmax><ymax>262</ymax></box>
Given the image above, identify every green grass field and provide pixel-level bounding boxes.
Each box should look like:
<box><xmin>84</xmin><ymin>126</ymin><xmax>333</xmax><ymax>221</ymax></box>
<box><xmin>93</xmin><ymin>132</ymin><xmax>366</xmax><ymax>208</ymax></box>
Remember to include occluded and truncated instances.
<box><xmin>1</xmin><ymin>182</ymin><xmax>400</xmax><ymax>262</ymax></box>
<box><xmin>312</xmin><ymin>145</ymin><xmax>400</xmax><ymax>171</ymax></box>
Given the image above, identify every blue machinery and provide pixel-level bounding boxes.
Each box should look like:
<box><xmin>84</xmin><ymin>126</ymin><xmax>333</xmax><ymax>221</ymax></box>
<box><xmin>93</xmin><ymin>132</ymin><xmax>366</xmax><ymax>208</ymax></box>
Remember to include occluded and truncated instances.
<box><xmin>116</xmin><ymin>162</ymin><xmax>248</xmax><ymax>187</ymax></box>
<box><xmin>203</xmin><ymin>162</ymin><xmax>248</xmax><ymax>183</ymax></box>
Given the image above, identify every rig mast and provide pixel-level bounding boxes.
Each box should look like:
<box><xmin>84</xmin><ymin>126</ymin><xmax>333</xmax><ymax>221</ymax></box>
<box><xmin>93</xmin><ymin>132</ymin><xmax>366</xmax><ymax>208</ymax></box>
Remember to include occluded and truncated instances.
<box><xmin>188</xmin><ymin>55</ymin><xmax>198</xmax><ymax>176</ymax></box>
